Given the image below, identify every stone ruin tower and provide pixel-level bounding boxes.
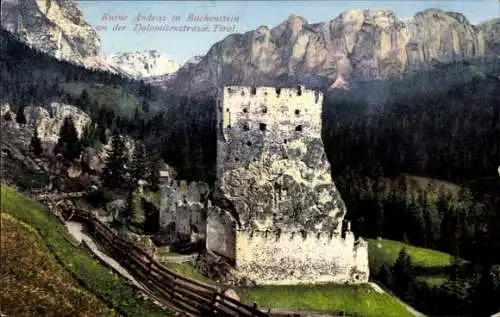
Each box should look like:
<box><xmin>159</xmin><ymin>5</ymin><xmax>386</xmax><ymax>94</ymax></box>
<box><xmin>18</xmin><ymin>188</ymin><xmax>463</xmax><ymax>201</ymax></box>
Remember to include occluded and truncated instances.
<box><xmin>206</xmin><ymin>85</ymin><xmax>369</xmax><ymax>284</ymax></box>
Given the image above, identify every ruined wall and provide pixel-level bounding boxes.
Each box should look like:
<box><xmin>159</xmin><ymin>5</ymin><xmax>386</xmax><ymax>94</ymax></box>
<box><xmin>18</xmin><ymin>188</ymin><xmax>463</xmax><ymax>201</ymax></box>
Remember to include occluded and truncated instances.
<box><xmin>213</xmin><ymin>85</ymin><xmax>346</xmax><ymax>231</ymax></box>
<box><xmin>206</xmin><ymin>207</ymin><xmax>237</xmax><ymax>260</ymax></box>
<box><xmin>159</xmin><ymin>179</ymin><xmax>209</xmax><ymax>242</ymax></box>
<box><xmin>233</xmin><ymin>228</ymin><xmax>369</xmax><ymax>284</ymax></box>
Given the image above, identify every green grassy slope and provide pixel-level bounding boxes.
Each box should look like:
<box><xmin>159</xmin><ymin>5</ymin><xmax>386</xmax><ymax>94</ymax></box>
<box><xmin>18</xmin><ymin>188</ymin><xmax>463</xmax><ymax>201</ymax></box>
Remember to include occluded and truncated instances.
<box><xmin>238</xmin><ymin>284</ymin><xmax>415</xmax><ymax>317</ymax></box>
<box><xmin>369</xmin><ymin>238</ymin><xmax>453</xmax><ymax>286</ymax></box>
<box><xmin>165</xmin><ymin>262</ymin><xmax>415</xmax><ymax>317</ymax></box>
<box><xmin>0</xmin><ymin>184</ymin><xmax>172</xmax><ymax>317</ymax></box>
<box><xmin>1</xmin><ymin>213</ymin><xmax>116</xmax><ymax>317</ymax></box>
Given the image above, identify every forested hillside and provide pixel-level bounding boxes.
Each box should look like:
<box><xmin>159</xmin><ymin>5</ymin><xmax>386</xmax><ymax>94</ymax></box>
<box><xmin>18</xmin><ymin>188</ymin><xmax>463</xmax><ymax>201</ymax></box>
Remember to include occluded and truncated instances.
<box><xmin>0</xmin><ymin>28</ymin><xmax>216</xmax><ymax>181</ymax></box>
<box><xmin>322</xmin><ymin>58</ymin><xmax>500</xmax><ymax>316</ymax></box>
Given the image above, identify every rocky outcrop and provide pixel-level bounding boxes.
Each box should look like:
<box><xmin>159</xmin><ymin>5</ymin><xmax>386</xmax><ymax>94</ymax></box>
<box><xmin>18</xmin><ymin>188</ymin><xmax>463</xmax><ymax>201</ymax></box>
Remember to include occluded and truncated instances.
<box><xmin>24</xmin><ymin>103</ymin><xmax>90</xmax><ymax>146</ymax></box>
<box><xmin>1</xmin><ymin>103</ymin><xmax>12</xmax><ymax>117</ymax></box>
<box><xmin>476</xmin><ymin>18</ymin><xmax>500</xmax><ymax>56</ymax></box>
<box><xmin>166</xmin><ymin>9</ymin><xmax>500</xmax><ymax>94</ymax></box>
<box><xmin>81</xmin><ymin>147</ymin><xmax>103</xmax><ymax>173</ymax></box>
<box><xmin>1</xmin><ymin>0</ymin><xmax>101</xmax><ymax>64</ymax></box>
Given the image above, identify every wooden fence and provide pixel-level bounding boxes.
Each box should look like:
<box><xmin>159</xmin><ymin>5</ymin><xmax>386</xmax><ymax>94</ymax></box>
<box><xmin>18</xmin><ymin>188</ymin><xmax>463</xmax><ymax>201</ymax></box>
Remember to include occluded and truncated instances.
<box><xmin>74</xmin><ymin>209</ymin><xmax>270</xmax><ymax>317</ymax></box>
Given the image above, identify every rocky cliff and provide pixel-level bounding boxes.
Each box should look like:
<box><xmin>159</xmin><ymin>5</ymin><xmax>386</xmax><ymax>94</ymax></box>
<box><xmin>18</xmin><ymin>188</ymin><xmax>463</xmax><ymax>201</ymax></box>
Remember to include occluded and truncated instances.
<box><xmin>476</xmin><ymin>18</ymin><xmax>500</xmax><ymax>56</ymax></box>
<box><xmin>167</xmin><ymin>9</ymin><xmax>500</xmax><ymax>95</ymax></box>
<box><xmin>1</xmin><ymin>0</ymin><xmax>101</xmax><ymax>64</ymax></box>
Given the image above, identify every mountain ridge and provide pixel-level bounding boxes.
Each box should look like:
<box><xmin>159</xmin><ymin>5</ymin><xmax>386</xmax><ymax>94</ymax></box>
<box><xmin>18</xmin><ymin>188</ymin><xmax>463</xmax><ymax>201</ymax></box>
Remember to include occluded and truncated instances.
<box><xmin>163</xmin><ymin>8</ymin><xmax>500</xmax><ymax>95</ymax></box>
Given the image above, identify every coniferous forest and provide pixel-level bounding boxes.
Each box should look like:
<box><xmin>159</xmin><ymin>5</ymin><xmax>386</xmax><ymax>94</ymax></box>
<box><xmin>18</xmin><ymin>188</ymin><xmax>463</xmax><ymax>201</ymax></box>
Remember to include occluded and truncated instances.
<box><xmin>321</xmin><ymin>60</ymin><xmax>500</xmax><ymax>316</ymax></box>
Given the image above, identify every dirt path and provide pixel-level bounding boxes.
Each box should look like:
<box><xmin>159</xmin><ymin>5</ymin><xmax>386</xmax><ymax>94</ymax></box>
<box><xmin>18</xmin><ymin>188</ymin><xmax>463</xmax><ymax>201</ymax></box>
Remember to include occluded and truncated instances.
<box><xmin>65</xmin><ymin>221</ymin><xmax>146</xmax><ymax>291</ymax></box>
<box><xmin>158</xmin><ymin>254</ymin><xmax>198</xmax><ymax>263</ymax></box>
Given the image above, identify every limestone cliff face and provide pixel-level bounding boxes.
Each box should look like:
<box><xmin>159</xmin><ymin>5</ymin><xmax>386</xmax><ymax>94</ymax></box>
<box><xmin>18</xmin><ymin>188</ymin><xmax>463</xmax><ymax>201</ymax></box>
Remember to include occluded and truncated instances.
<box><xmin>1</xmin><ymin>0</ymin><xmax>101</xmax><ymax>64</ymax></box>
<box><xmin>212</xmin><ymin>86</ymin><xmax>346</xmax><ymax>231</ymax></box>
<box><xmin>168</xmin><ymin>9</ymin><xmax>498</xmax><ymax>94</ymax></box>
<box><xmin>24</xmin><ymin>102</ymin><xmax>90</xmax><ymax>152</ymax></box>
<box><xmin>476</xmin><ymin>18</ymin><xmax>500</xmax><ymax>56</ymax></box>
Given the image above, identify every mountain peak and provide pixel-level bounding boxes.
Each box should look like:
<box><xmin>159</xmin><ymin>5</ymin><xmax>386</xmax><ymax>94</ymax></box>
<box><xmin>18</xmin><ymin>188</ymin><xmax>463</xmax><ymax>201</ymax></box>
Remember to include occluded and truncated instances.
<box><xmin>0</xmin><ymin>0</ymin><xmax>101</xmax><ymax>63</ymax></box>
<box><xmin>106</xmin><ymin>51</ymin><xmax>182</xmax><ymax>78</ymax></box>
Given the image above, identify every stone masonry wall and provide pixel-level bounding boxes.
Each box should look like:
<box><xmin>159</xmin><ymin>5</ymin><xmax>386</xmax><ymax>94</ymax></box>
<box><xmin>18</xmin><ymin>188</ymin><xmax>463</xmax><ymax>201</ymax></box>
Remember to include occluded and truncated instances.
<box><xmin>159</xmin><ymin>179</ymin><xmax>209</xmax><ymax>242</ymax></box>
<box><xmin>233</xmin><ymin>228</ymin><xmax>369</xmax><ymax>284</ymax></box>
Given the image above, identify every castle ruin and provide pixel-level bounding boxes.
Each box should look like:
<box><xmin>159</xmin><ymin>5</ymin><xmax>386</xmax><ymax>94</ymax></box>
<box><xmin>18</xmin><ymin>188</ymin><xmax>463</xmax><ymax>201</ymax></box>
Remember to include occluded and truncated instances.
<box><xmin>158</xmin><ymin>85</ymin><xmax>369</xmax><ymax>284</ymax></box>
<box><xmin>205</xmin><ymin>85</ymin><xmax>369</xmax><ymax>284</ymax></box>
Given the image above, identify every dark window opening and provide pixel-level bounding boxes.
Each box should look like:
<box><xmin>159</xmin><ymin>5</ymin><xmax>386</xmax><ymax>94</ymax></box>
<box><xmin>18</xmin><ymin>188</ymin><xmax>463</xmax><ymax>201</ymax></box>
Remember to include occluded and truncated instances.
<box><xmin>241</xmin><ymin>91</ymin><xmax>245</xmax><ymax>96</ymax></box>
<box><xmin>227</xmin><ymin>87</ymin><xmax>232</xmax><ymax>93</ymax></box>
<box><xmin>243</xmin><ymin>108</ymin><xmax>248</xmax><ymax>113</ymax></box>
<box><xmin>235</xmin><ymin>157</ymin><xmax>239</xmax><ymax>162</ymax></box>
<box><xmin>243</xmin><ymin>124</ymin><xmax>250</xmax><ymax>131</ymax></box>
<box><xmin>262</xmin><ymin>107</ymin><xmax>268</xmax><ymax>114</ymax></box>
<box><xmin>226</xmin><ymin>108</ymin><xmax>230</xmax><ymax>112</ymax></box>
<box><xmin>227</xmin><ymin>124</ymin><xmax>231</xmax><ymax>129</ymax></box>
<box><xmin>284</xmin><ymin>139</ymin><xmax>287</xmax><ymax>144</ymax></box>
<box><xmin>264</xmin><ymin>91</ymin><xmax>268</xmax><ymax>96</ymax></box>
<box><xmin>246</xmin><ymin>141</ymin><xmax>252</xmax><ymax>146</ymax></box>
<box><xmin>295</xmin><ymin>125</ymin><xmax>303</xmax><ymax>132</ymax></box>
<box><xmin>295</xmin><ymin>109</ymin><xmax>300</xmax><ymax>115</ymax></box>
<box><xmin>251</xmin><ymin>87</ymin><xmax>257</xmax><ymax>95</ymax></box>
<box><xmin>275</xmin><ymin>87</ymin><xmax>281</xmax><ymax>96</ymax></box>
<box><xmin>297</xmin><ymin>86</ymin><xmax>302</xmax><ymax>96</ymax></box>
<box><xmin>314</xmin><ymin>90</ymin><xmax>320</xmax><ymax>104</ymax></box>
<box><xmin>259</xmin><ymin>123</ymin><xmax>267</xmax><ymax>131</ymax></box>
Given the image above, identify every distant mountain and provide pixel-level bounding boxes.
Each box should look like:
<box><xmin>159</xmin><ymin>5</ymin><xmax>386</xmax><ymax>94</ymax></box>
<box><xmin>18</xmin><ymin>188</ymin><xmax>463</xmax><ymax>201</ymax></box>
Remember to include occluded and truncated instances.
<box><xmin>165</xmin><ymin>9</ymin><xmax>500</xmax><ymax>95</ymax></box>
<box><xmin>105</xmin><ymin>50</ymin><xmax>182</xmax><ymax>79</ymax></box>
<box><xmin>2</xmin><ymin>1</ymin><xmax>499</xmax><ymax>94</ymax></box>
<box><xmin>1</xmin><ymin>0</ymin><xmax>101</xmax><ymax>64</ymax></box>
<box><xmin>0</xmin><ymin>0</ymin><xmax>182</xmax><ymax>80</ymax></box>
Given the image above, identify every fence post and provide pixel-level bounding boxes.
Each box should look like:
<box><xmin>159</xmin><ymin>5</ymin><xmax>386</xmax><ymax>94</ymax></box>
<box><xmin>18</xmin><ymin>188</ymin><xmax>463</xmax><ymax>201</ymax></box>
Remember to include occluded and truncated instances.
<box><xmin>211</xmin><ymin>291</ymin><xmax>218</xmax><ymax>315</ymax></box>
<box><xmin>252</xmin><ymin>302</ymin><xmax>258</xmax><ymax>317</ymax></box>
<box><xmin>170</xmin><ymin>276</ymin><xmax>176</xmax><ymax>300</ymax></box>
<box><xmin>147</xmin><ymin>260</ymin><xmax>152</xmax><ymax>281</ymax></box>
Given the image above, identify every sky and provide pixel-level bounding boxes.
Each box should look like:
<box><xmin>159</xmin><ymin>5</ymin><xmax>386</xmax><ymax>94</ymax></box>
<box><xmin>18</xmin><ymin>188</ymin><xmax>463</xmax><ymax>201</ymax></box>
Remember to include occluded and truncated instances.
<box><xmin>76</xmin><ymin>0</ymin><xmax>500</xmax><ymax>62</ymax></box>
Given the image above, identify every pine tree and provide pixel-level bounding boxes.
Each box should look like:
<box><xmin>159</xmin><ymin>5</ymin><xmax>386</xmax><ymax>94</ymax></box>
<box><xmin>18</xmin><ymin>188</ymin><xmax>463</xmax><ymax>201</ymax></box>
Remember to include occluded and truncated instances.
<box><xmin>131</xmin><ymin>141</ymin><xmax>147</xmax><ymax>185</ymax></box>
<box><xmin>16</xmin><ymin>104</ymin><xmax>26</xmax><ymax>125</ymax></box>
<box><xmin>54</xmin><ymin>116</ymin><xmax>81</xmax><ymax>161</ymax></box>
<box><xmin>422</xmin><ymin>197</ymin><xmax>440</xmax><ymax>248</ymax></box>
<box><xmin>142</xmin><ymin>99</ymin><xmax>150</xmax><ymax>113</ymax></box>
<box><xmin>76</xmin><ymin>88</ymin><xmax>91</xmax><ymax>112</ymax></box>
<box><xmin>391</xmin><ymin>248</ymin><xmax>416</xmax><ymax>301</ymax></box>
<box><xmin>148</xmin><ymin>149</ymin><xmax>161</xmax><ymax>192</ymax></box>
<box><xmin>121</xmin><ymin>189</ymin><xmax>135</xmax><ymax>224</ymax></box>
<box><xmin>30</xmin><ymin>129</ymin><xmax>43</xmax><ymax>157</ymax></box>
<box><xmin>102</xmin><ymin>131</ymin><xmax>128</xmax><ymax>188</ymax></box>
<box><xmin>98</xmin><ymin>122</ymin><xmax>107</xmax><ymax>144</ymax></box>
<box><xmin>378</xmin><ymin>264</ymin><xmax>392</xmax><ymax>287</ymax></box>
<box><xmin>4</xmin><ymin>111</ymin><xmax>13</xmax><ymax>121</ymax></box>
<box><xmin>81</xmin><ymin>121</ymin><xmax>99</xmax><ymax>148</ymax></box>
